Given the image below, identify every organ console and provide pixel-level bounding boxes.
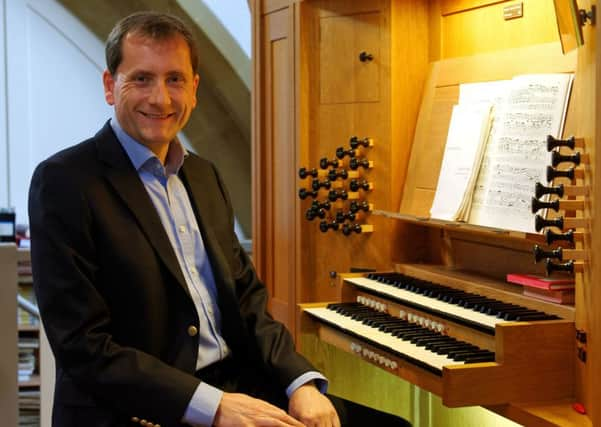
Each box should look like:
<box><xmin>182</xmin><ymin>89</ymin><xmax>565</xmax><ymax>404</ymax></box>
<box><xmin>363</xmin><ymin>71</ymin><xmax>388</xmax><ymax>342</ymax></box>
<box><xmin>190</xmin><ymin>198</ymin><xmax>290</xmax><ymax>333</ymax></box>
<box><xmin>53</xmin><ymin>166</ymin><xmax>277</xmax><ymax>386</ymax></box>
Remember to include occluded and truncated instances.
<box><xmin>254</xmin><ymin>0</ymin><xmax>600</xmax><ymax>425</ymax></box>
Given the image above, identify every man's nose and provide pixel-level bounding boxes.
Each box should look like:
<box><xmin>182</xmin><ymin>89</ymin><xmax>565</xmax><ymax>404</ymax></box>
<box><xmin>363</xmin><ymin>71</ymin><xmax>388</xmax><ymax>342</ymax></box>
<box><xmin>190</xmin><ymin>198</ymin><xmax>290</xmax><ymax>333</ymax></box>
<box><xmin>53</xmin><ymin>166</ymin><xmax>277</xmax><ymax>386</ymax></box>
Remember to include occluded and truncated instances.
<box><xmin>148</xmin><ymin>81</ymin><xmax>171</xmax><ymax>105</ymax></box>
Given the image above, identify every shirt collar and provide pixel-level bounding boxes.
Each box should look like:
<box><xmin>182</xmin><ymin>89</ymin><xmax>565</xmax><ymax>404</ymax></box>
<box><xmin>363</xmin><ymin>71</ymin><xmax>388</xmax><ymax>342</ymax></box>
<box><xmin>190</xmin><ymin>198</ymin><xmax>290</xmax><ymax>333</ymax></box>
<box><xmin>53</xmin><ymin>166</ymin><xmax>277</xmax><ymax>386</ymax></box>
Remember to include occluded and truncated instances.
<box><xmin>110</xmin><ymin>116</ymin><xmax>187</xmax><ymax>175</ymax></box>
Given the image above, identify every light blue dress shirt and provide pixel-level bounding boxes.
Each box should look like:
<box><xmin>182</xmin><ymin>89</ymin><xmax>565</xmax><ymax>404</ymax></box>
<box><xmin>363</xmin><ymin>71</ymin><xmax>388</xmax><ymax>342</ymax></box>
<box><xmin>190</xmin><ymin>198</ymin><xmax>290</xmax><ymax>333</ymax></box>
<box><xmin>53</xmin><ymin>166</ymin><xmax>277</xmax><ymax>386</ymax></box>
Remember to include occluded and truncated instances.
<box><xmin>110</xmin><ymin>118</ymin><xmax>326</xmax><ymax>427</ymax></box>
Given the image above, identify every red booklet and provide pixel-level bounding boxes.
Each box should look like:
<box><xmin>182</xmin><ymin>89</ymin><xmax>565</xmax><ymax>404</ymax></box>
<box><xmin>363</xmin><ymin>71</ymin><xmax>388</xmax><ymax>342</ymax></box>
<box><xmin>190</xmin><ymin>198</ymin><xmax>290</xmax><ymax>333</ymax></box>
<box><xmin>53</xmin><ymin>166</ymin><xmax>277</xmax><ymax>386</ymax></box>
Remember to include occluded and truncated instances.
<box><xmin>523</xmin><ymin>287</ymin><xmax>575</xmax><ymax>304</ymax></box>
<box><xmin>506</xmin><ymin>273</ymin><xmax>575</xmax><ymax>290</ymax></box>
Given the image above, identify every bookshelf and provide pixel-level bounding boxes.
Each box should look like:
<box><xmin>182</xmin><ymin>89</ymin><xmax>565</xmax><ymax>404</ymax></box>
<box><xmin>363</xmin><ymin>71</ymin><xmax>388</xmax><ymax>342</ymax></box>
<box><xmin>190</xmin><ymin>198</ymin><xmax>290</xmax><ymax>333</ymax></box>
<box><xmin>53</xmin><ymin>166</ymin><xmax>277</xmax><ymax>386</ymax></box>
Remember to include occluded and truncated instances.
<box><xmin>0</xmin><ymin>243</ymin><xmax>18</xmax><ymax>427</ymax></box>
<box><xmin>15</xmin><ymin>248</ymin><xmax>41</xmax><ymax>426</ymax></box>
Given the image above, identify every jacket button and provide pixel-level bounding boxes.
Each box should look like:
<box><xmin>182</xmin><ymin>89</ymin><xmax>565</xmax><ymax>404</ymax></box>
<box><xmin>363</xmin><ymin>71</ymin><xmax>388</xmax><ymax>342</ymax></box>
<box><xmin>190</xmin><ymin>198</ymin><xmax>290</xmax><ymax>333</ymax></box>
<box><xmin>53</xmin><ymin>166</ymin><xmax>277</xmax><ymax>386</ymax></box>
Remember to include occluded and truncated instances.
<box><xmin>131</xmin><ymin>417</ymin><xmax>139</xmax><ymax>423</ymax></box>
<box><xmin>140</xmin><ymin>421</ymin><xmax>147</xmax><ymax>426</ymax></box>
<box><xmin>187</xmin><ymin>325</ymin><xmax>198</xmax><ymax>337</ymax></box>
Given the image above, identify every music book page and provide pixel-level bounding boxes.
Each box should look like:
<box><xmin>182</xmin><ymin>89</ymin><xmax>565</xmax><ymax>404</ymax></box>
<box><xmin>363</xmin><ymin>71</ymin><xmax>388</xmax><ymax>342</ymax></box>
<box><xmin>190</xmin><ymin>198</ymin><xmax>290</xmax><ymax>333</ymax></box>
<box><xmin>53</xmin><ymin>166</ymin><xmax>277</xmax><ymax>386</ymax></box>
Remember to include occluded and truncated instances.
<box><xmin>468</xmin><ymin>73</ymin><xmax>573</xmax><ymax>232</ymax></box>
<box><xmin>430</xmin><ymin>104</ymin><xmax>493</xmax><ymax>221</ymax></box>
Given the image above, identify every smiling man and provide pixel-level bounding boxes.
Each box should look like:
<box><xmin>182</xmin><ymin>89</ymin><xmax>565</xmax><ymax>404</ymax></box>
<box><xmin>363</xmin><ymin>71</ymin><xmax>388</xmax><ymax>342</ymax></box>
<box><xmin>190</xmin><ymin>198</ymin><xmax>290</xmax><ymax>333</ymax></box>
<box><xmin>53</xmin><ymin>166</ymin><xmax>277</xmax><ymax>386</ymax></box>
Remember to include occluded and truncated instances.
<box><xmin>28</xmin><ymin>11</ymin><xmax>409</xmax><ymax>427</ymax></box>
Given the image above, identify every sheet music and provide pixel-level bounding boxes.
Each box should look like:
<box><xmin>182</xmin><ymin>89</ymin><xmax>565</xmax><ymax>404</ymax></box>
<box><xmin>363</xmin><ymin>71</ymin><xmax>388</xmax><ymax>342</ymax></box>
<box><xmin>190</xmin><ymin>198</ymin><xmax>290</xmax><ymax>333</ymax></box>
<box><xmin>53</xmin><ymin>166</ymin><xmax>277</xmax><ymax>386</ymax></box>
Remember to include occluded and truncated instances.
<box><xmin>468</xmin><ymin>74</ymin><xmax>574</xmax><ymax>232</ymax></box>
<box><xmin>430</xmin><ymin>104</ymin><xmax>493</xmax><ymax>221</ymax></box>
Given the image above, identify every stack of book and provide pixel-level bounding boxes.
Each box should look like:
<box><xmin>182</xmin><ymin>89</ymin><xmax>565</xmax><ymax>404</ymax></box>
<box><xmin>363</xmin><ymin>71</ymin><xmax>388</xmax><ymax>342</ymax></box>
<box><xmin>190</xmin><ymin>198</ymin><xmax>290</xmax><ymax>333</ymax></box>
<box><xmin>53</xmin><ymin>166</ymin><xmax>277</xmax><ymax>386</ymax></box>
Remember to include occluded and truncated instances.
<box><xmin>18</xmin><ymin>388</ymin><xmax>40</xmax><ymax>427</ymax></box>
<box><xmin>17</xmin><ymin>285</ymin><xmax>39</xmax><ymax>327</ymax></box>
<box><xmin>17</xmin><ymin>336</ymin><xmax>39</xmax><ymax>382</ymax></box>
<box><xmin>507</xmin><ymin>273</ymin><xmax>575</xmax><ymax>304</ymax></box>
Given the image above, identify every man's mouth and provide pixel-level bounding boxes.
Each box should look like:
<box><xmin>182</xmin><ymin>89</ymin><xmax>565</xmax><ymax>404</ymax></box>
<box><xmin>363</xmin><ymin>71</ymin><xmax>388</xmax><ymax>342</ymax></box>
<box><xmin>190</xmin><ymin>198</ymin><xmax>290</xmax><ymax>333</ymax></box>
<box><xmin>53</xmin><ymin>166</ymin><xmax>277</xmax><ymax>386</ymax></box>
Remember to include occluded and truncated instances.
<box><xmin>140</xmin><ymin>112</ymin><xmax>174</xmax><ymax>119</ymax></box>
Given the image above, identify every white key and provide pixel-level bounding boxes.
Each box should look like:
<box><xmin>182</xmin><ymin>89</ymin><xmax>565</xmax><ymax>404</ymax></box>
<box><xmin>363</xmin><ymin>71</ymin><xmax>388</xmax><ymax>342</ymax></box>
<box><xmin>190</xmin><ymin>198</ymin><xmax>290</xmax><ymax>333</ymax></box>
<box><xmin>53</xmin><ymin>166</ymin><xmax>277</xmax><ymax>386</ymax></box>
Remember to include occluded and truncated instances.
<box><xmin>305</xmin><ymin>307</ymin><xmax>464</xmax><ymax>373</ymax></box>
<box><xmin>346</xmin><ymin>277</ymin><xmax>502</xmax><ymax>330</ymax></box>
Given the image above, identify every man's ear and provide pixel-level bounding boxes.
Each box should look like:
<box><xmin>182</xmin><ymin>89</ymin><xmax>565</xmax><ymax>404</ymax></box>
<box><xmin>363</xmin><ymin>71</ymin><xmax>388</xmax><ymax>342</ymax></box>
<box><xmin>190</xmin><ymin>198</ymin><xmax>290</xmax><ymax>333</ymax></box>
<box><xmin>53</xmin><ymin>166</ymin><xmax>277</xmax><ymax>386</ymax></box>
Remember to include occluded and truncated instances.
<box><xmin>191</xmin><ymin>73</ymin><xmax>200</xmax><ymax>108</ymax></box>
<box><xmin>103</xmin><ymin>70</ymin><xmax>116</xmax><ymax>105</ymax></box>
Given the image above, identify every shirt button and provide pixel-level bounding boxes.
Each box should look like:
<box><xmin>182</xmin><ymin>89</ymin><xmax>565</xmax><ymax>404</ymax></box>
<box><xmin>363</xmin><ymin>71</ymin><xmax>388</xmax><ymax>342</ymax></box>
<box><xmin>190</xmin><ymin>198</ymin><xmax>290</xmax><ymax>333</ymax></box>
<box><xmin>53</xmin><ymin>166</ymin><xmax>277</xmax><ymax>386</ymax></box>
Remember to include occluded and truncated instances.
<box><xmin>190</xmin><ymin>267</ymin><xmax>197</xmax><ymax>275</ymax></box>
<box><xmin>179</xmin><ymin>225</ymin><xmax>186</xmax><ymax>233</ymax></box>
<box><xmin>188</xmin><ymin>325</ymin><xmax>198</xmax><ymax>337</ymax></box>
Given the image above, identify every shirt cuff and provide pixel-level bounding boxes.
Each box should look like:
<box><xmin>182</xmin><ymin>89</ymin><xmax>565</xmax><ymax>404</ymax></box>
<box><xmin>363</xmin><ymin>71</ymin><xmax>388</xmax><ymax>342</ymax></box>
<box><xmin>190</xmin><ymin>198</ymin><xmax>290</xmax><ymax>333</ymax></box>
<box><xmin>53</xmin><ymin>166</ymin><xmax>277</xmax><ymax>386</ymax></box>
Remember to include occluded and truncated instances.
<box><xmin>285</xmin><ymin>371</ymin><xmax>328</xmax><ymax>398</ymax></box>
<box><xmin>182</xmin><ymin>382</ymin><xmax>224</xmax><ymax>427</ymax></box>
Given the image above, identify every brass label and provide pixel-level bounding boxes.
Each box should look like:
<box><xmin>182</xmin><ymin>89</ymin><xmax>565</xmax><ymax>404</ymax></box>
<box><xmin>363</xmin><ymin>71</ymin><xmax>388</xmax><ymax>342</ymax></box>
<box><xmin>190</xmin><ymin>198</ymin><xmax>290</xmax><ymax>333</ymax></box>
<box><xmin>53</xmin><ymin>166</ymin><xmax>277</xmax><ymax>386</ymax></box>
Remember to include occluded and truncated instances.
<box><xmin>504</xmin><ymin>2</ymin><xmax>524</xmax><ymax>20</ymax></box>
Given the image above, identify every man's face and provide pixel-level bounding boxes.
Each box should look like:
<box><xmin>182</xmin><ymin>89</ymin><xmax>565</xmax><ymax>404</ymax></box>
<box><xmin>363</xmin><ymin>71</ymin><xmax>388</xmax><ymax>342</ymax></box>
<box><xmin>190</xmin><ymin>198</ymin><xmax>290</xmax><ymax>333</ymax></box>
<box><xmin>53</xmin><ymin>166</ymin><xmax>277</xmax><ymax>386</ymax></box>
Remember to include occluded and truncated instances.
<box><xmin>103</xmin><ymin>33</ymin><xmax>199</xmax><ymax>150</ymax></box>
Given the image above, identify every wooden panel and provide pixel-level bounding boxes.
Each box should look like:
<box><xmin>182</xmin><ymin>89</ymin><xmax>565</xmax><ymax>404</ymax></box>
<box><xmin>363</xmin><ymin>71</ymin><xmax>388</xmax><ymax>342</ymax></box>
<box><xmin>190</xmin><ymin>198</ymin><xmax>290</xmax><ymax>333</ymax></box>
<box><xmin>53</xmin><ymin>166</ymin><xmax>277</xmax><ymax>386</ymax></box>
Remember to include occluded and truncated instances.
<box><xmin>443</xmin><ymin>321</ymin><xmax>574</xmax><ymax>407</ymax></box>
<box><xmin>399</xmin><ymin>84</ymin><xmax>457</xmax><ymax>215</ymax></box>
<box><xmin>272</xmin><ymin>36</ymin><xmax>292</xmax><ymax>312</ymax></box>
<box><xmin>298</xmin><ymin>0</ymin><xmax>431</xmax><ymax>307</ymax></box>
<box><xmin>319</xmin><ymin>12</ymin><xmax>380</xmax><ymax>104</ymax></box>
<box><xmin>300</xmin><ymin>0</ymin><xmax>394</xmax><ymax>306</ymax></box>
<box><xmin>390</xmin><ymin>0</ymin><xmax>432</xmax><ymax>210</ymax></box>
<box><xmin>442</xmin><ymin>0</ymin><xmax>560</xmax><ymax>58</ymax></box>
<box><xmin>255</xmin><ymin>6</ymin><xmax>297</xmax><ymax>331</ymax></box>
<box><xmin>576</xmin><ymin>0</ymin><xmax>598</xmax><ymax>423</ymax></box>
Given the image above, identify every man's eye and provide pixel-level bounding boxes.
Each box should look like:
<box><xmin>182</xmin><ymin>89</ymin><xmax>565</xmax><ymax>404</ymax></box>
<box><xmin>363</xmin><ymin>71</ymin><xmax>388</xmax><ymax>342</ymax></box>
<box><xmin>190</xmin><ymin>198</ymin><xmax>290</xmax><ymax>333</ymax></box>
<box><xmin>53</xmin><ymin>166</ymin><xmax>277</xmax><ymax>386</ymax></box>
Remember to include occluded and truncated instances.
<box><xmin>168</xmin><ymin>76</ymin><xmax>184</xmax><ymax>84</ymax></box>
<box><xmin>134</xmin><ymin>75</ymin><xmax>148</xmax><ymax>83</ymax></box>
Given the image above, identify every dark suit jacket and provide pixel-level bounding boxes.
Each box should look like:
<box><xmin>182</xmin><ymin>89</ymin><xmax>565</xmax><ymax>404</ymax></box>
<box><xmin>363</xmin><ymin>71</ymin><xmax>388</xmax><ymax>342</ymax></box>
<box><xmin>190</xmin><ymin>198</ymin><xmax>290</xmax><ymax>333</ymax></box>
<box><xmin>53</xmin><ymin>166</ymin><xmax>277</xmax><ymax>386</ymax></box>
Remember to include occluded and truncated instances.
<box><xmin>29</xmin><ymin>122</ymin><xmax>314</xmax><ymax>426</ymax></box>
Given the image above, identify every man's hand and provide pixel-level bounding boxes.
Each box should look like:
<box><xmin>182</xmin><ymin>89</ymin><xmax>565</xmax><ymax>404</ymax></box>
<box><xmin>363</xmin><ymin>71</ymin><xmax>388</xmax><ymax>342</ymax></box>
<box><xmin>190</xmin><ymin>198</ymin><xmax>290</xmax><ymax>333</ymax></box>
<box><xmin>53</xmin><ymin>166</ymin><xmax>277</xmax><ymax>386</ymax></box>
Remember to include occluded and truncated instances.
<box><xmin>214</xmin><ymin>392</ymin><xmax>305</xmax><ymax>427</ymax></box>
<box><xmin>288</xmin><ymin>383</ymin><xmax>340</xmax><ymax>427</ymax></box>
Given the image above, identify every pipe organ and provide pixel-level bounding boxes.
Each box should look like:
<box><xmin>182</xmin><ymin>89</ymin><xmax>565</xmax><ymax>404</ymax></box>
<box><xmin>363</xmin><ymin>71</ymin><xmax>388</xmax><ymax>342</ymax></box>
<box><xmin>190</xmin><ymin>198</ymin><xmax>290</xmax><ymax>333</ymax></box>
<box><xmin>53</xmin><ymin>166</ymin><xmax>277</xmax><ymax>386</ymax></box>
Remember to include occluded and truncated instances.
<box><xmin>252</xmin><ymin>0</ymin><xmax>600</xmax><ymax>425</ymax></box>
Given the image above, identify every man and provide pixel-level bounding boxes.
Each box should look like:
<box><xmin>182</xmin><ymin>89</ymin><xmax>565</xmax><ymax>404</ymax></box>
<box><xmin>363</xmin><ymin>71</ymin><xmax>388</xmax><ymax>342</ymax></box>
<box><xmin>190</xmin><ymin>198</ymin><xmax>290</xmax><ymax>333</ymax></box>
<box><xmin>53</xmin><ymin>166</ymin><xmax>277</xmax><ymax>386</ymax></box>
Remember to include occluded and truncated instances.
<box><xmin>29</xmin><ymin>11</ymin><xmax>409</xmax><ymax>427</ymax></box>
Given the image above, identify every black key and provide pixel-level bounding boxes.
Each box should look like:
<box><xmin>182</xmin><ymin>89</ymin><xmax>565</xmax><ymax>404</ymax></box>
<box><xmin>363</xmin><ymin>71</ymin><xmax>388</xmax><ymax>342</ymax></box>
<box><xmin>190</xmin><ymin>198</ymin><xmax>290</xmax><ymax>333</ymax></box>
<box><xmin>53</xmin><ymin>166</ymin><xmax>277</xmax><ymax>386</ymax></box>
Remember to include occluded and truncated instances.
<box><xmin>515</xmin><ymin>313</ymin><xmax>559</xmax><ymax>321</ymax></box>
<box><xmin>464</xmin><ymin>353</ymin><xmax>496</xmax><ymax>363</ymax></box>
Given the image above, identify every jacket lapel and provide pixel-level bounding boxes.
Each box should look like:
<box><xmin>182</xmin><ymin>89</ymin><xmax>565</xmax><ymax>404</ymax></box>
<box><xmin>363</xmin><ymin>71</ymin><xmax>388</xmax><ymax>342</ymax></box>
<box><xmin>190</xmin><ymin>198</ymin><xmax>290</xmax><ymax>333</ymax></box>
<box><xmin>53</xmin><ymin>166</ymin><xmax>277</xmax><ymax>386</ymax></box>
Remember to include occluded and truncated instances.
<box><xmin>94</xmin><ymin>122</ymin><xmax>189</xmax><ymax>295</ymax></box>
<box><xmin>179</xmin><ymin>160</ymin><xmax>234</xmax><ymax>290</ymax></box>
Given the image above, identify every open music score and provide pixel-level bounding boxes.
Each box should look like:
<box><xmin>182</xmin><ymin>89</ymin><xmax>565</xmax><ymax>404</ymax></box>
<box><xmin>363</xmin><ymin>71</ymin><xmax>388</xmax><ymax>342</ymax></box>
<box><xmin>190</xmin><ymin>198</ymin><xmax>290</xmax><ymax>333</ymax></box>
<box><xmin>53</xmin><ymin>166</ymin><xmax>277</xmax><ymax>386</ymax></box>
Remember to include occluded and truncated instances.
<box><xmin>300</xmin><ymin>265</ymin><xmax>574</xmax><ymax>408</ymax></box>
<box><xmin>429</xmin><ymin>74</ymin><xmax>574</xmax><ymax>233</ymax></box>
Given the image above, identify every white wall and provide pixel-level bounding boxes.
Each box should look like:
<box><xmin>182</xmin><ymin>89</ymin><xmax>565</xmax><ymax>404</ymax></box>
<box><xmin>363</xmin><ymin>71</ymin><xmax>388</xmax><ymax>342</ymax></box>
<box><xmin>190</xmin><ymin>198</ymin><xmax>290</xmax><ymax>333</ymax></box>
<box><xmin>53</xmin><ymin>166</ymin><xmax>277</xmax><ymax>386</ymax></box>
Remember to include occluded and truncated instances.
<box><xmin>3</xmin><ymin>0</ymin><xmax>112</xmax><ymax>225</ymax></box>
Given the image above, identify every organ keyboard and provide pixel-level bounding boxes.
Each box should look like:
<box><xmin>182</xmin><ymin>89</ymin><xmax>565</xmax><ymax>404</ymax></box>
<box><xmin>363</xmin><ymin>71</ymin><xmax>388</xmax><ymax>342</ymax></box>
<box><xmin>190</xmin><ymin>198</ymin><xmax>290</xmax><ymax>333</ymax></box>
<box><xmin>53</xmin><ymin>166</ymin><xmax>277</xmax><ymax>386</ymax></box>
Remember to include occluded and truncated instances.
<box><xmin>300</xmin><ymin>264</ymin><xmax>575</xmax><ymax>407</ymax></box>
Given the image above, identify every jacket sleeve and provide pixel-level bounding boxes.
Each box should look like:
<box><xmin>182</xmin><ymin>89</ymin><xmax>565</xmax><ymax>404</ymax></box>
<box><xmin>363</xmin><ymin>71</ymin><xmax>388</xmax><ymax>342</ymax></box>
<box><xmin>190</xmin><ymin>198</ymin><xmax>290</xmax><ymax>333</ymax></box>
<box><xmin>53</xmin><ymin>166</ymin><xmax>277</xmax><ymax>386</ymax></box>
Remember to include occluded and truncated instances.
<box><xmin>29</xmin><ymin>158</ymin><xmax>199</xmax><ymax>425</ymax></box>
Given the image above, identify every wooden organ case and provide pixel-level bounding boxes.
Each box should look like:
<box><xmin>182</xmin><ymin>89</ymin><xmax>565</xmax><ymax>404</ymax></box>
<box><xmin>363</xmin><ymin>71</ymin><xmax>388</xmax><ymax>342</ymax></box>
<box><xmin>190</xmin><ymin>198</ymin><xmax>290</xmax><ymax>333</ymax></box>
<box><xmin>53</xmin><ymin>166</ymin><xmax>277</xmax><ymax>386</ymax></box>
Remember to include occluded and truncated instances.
<box><xmin>252</xmin><ymin>0</ymin><xmax>600</xmax><ymax>426</ymax></box>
